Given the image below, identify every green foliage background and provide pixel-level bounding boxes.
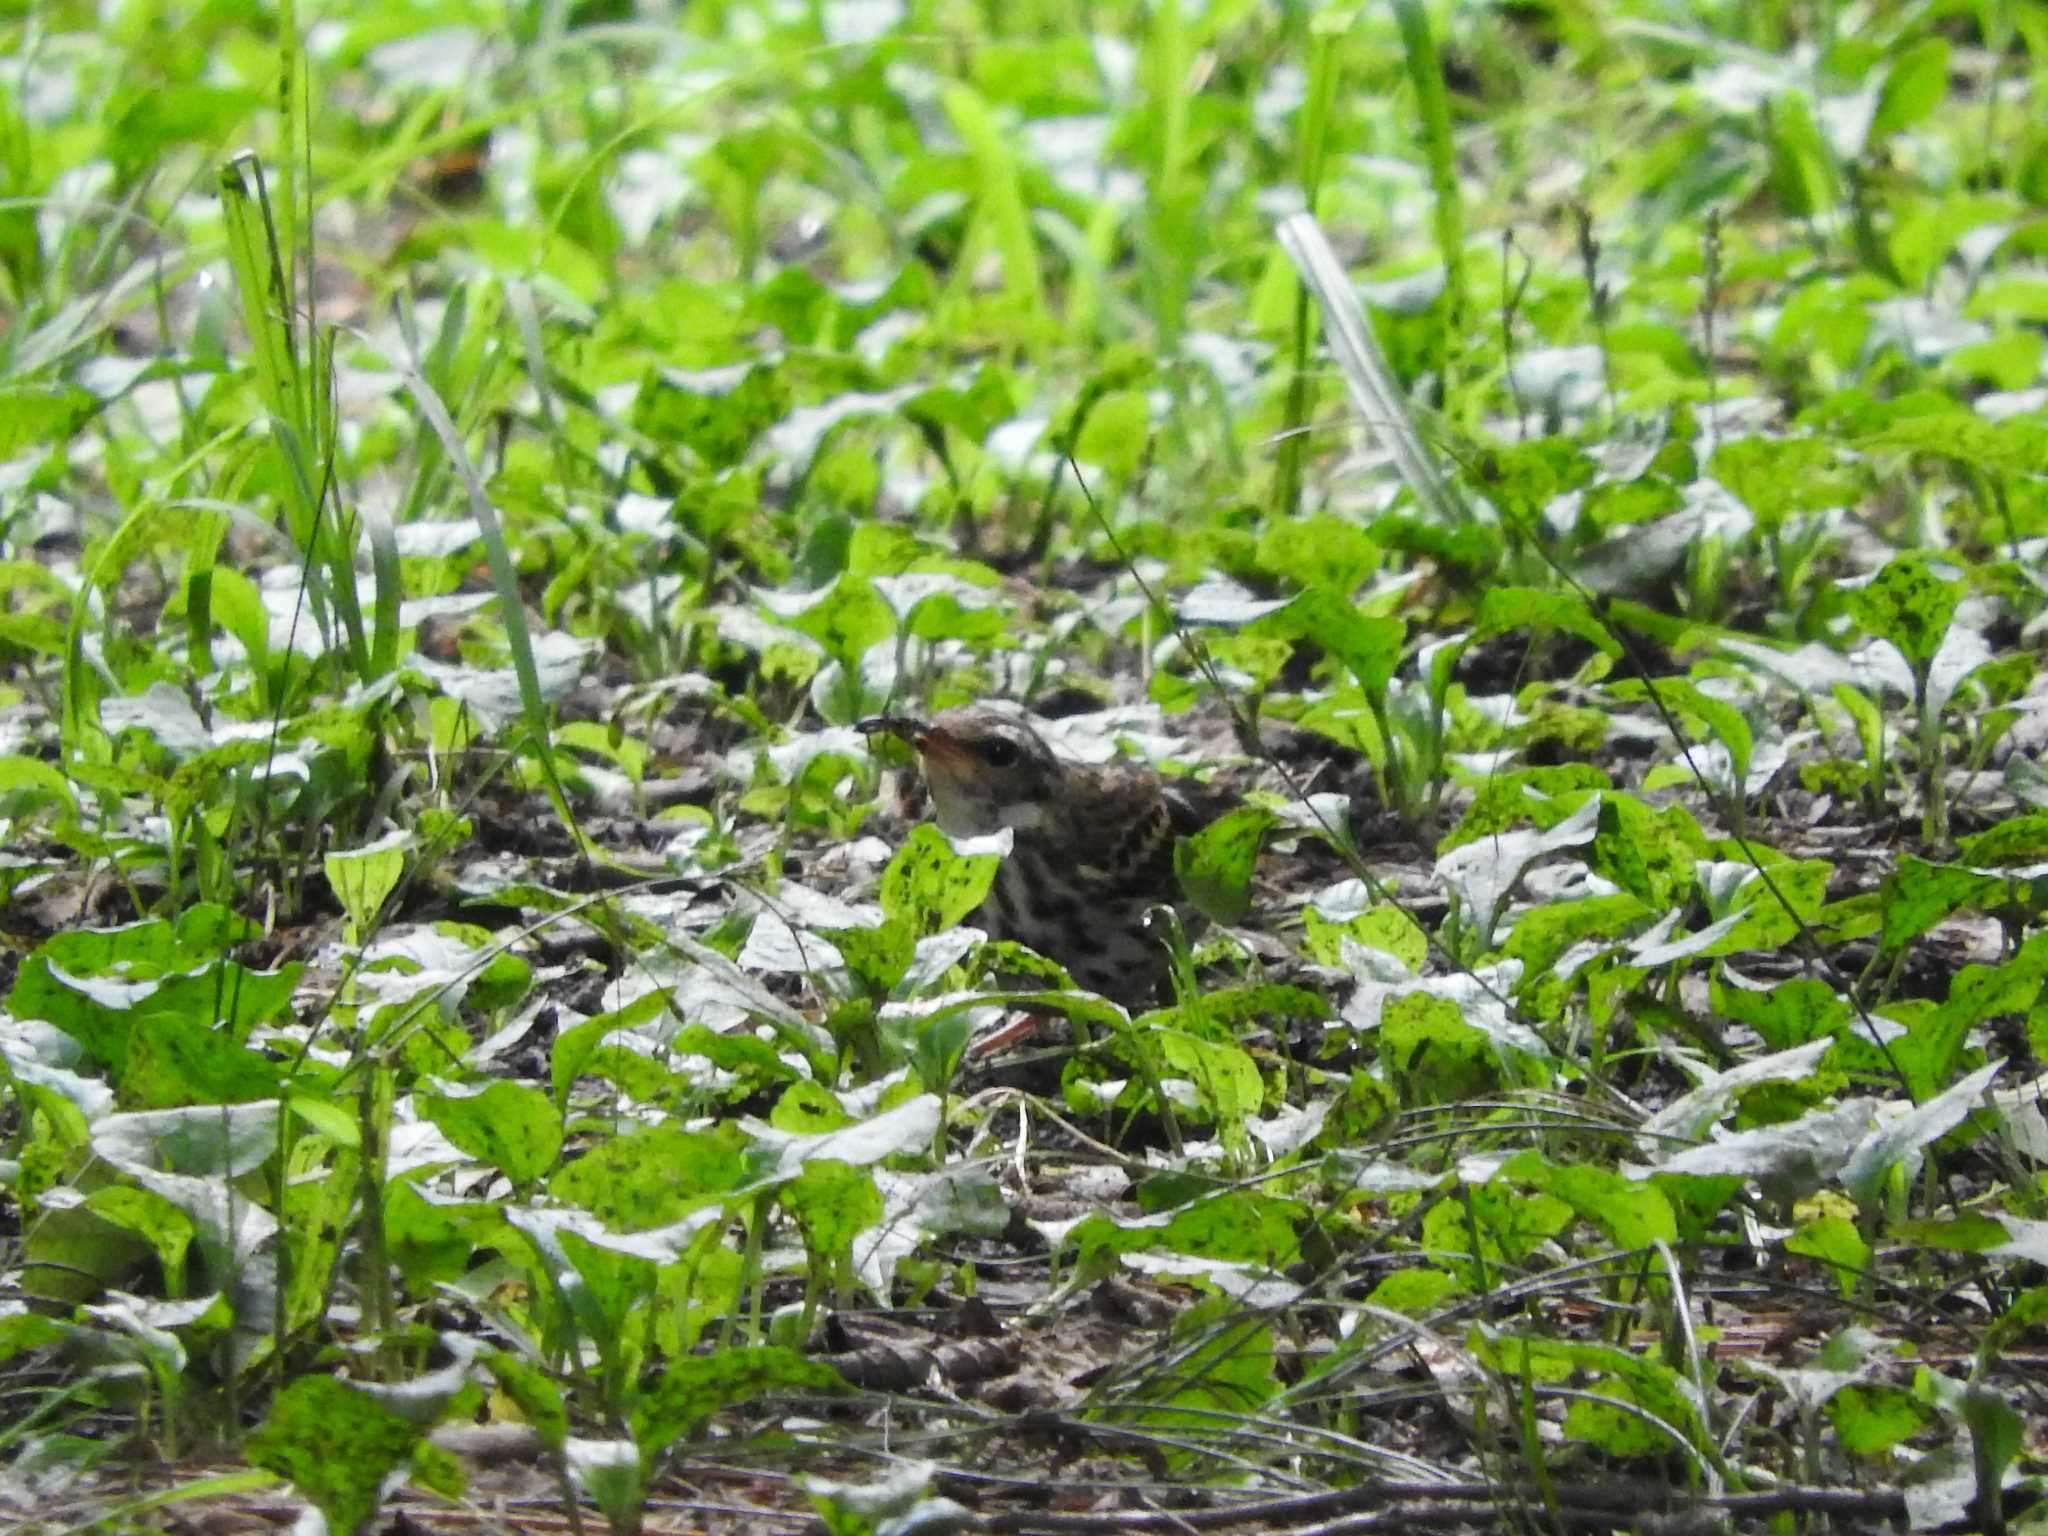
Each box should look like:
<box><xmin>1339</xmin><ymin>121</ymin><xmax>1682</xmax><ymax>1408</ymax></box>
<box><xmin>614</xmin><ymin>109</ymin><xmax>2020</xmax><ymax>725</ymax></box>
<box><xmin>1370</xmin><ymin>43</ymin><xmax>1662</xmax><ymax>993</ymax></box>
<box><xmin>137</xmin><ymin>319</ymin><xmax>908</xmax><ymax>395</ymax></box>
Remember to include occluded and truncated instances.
<box><xmin>3</xmin><ymin>0</ymin><xmax>2048</xmax><ymax>1528</ymax></box>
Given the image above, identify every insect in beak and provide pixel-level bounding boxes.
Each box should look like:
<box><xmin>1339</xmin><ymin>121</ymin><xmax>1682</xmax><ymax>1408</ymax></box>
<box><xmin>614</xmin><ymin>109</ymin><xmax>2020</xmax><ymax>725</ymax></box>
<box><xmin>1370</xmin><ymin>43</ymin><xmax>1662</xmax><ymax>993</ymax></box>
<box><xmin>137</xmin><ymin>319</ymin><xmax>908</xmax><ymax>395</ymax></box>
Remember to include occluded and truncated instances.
<box><xmin>859</xmin><ymin>715</ymin><xmax>979</xmax><ymax>774</ymax></box>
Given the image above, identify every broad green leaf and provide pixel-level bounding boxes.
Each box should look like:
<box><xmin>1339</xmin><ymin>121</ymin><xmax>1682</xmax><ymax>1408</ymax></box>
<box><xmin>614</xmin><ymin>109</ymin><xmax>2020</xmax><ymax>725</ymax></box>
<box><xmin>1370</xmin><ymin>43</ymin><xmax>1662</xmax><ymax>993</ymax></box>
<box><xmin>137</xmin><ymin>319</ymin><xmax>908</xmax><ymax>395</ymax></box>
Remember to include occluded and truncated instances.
<box><xmin>248</xmin><ymin>1376</ymin><xmax>420</xmax><ymax>1536</ymax></box>
<box><xmin>559</xmin><ymin>1228</ymin><xmax>659</xmax><ymax>1342</ymax></box>
<box><xmin>633</xmin><ymin>361</ymin><xmax>791</xmax><ymax>470</ymax></box>
<box><xmin>819</xmin><ymin>917</ymin><xmax>917</xmax><ymax>993</ymax></box>
<box><xmin>880</xmin><ymin>823</ymin><xmax>1000</xmax><ymax>933</ymax></box>
<box><xmin>1174</xmin><ymin>806</ymin><xmax>1275</xmax><ymax>925</ymax></box>
<box><xmin>1383</xmin><ymin>993</ymin><xmax>1499</xmax><ymax>1104</ymax></box>
<box><xmin>1471</xmin><ymin>1329</ymin><xmax>1703</xmax><ymax>1458</ymax></box>
<box><xmin>122</xmin><ymin>1014</ymin><xmax>282</xmax><ymax>1110</ymax></box>
<box><xmin>1607</xmin><ymin>676</ymin><xmax>1752</xmax><ymax>793</ymax></box>
<box><xmin>1424</xmin><ymin>1184</ymin><xmax>1571</xmax><ymax>1270</ymax></box>
<box><xmin>1711</xmin><ymin>857</ymin><xmax>1832</xmax><ymax>954</ymax></box>
<box><xmin>1766</xmin><ymin>89</ymin><xmax>1836</xmax><ymax>218</ymax></box>
<box><xmin>1253</xmin><ymin>588</ymin><xmax>1405</xmax><ymax>696</ymax></box>
<box><xmin>1957</xmin><ymin>813</ymin><xmax>2048</xmax><ymax>866</ymax></box>
<box><xmin>1501</xmin><ymin>894</ymin><xmax>1651</xmax><ymax>987</ymax></box>
<box><xmin>1788</xmin><ymin>1214</ymin><xmax>1869</xmax><ymax>1299</ymax></box>
<box><xmin>1072</xmin><ymin>390</ymin><xmax>1150</xmax><ymax>477</ymax></box>
<box><xmin>1255</xmin><ymin>513</ymin><xmax>1379</xmax><ymax>594</ymax></box>
<box><xmin>551</xmin><ymin>1127</ymin><xmax>746</xmax><ymax>1229</ymax></box>
<box><xmin>778</xmin><ymin>573</ymin><xmax>895</xmax><ymax>668</ymax></box>
<box><xmin>746</xmin><ymin>1094</ymin><xmax>942</xmax><ymax>1179</ymax></box>
<box><xmin>1847</xmin><ymin>551</ymin><xmax>1963</xmax><ymax>671</ymax></box>
<box><xmin>670</xmin><ymin>1024</ymin><xmax>802</xmax><ymax>1091</ymax></box>
<box><xmin>633</xmin><ymin>1347</ymin><xmax>847</xmax><ymax>1458</ymax></box>
<box><xmin>1589</xmin><ymin>795</ymin><xmax>1706</xmax><ymax>908</ymax></box>
<box><xmin>419</xmin><ymin>1081</ymin><xmax>563</xmax><ymax>1186</ymax></box>
<box><xmin>385</xmin><ymin>1181</ymin><xmax>488</xmax><ymax>1292</ymax></box>
<box><xmin>1870</xmin><ymin>38</ymin><xmax>1949</xmax><ymax>140</ymax></box>
<box><xmin>1499</xmin><ymin>1151</ymin><xmax>1676</xmax><ymax>1248</ymax></box>
<box><xmin>1707</xmin><ymin>436</ymin><xmax>1859</xmax><ymax>528</ymax></box>
<box><xmin>550</xmin><ymin>991</ymin><xmax>671</xmax><ymax>1107</ymax></box>
<box><xmin>1877</xmin><ymin>857</ymin><xmax>2006</xmax><ymax>953</ymax></box>
<box><xmin>1072</xmin><ymin>1189</ymin><xmax>1304</xmax><ymax>1267</ymax></box>
<box><xmin>325</xmin><ymin>835</ymin><xmax>411</xmax><ymax>932</ymax></box>
<box><xmin>1474</xmin><ymin>586</ymin><xmax>1619</xmax><ymax>657</ymax></box>
<box><xmin>85</xmin><ymin>1187</ymin><xmax>196</xmax><ymax>1296</ymax></box>
<box><xmin>1830</xmin><ymin>1384</ymin><xmax>1932</xmax><ymax>1456</ymax></box>
<box><xmin>1366</xmin><ymin>1267</ymin><xmax>1465</xmax><ymax>1317</ymax></box>
<box><xmin>1303</xmin><ymin>903</ymin><xmax>1428</xmax><ymax>972</ymax></box>
<box><xmin>1151</xmin><ymin>1028</ymin><xmax>1264</xmax><ymax>1128</ymax></box>
<box><xmin>1711</xmin><ymin>975</ymin><xmax>1849</xmax><ymax>1051</ymax></box>
<box><xmin>784</xmin><ymin>1159</ymin><xmax>882</xmax><ymax>1259</ymax></box>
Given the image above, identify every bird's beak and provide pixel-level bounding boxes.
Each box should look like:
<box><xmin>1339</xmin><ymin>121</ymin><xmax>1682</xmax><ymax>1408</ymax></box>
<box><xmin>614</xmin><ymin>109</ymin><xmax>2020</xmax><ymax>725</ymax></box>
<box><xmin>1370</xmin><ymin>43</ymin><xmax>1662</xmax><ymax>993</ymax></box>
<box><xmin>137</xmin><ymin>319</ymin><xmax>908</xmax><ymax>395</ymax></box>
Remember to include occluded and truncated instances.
<box><xmin>857</xmin><ymin>716</ymin><xmax>971</xmax><ymax>771</ymax></box>
<box><xmin>857</xmin><ymin>715</ymin><xmax>927</xmax><ymax>751</ymax></box>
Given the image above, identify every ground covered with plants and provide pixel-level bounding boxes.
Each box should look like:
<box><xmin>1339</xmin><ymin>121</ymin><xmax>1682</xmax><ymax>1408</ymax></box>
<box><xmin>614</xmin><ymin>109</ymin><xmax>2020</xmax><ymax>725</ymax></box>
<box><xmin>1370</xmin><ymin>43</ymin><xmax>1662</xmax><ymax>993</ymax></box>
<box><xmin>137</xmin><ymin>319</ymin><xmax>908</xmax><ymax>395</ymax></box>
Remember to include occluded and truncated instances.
<box><xmin>3</xmin><ymin>0</ymin><xmax>2048</xmax><ymax>1531</ymax></box>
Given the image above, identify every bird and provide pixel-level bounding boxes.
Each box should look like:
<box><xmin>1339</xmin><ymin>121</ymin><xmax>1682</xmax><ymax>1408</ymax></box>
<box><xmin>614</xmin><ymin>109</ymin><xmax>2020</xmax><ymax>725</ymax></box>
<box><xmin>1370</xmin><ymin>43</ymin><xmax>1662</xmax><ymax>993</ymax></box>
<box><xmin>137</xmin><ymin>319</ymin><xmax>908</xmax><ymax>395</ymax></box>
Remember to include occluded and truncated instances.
<box><xmin>859</xmin><ymin>708</ymin><xmax>1226</xmax><ymax>1003</ymax></box>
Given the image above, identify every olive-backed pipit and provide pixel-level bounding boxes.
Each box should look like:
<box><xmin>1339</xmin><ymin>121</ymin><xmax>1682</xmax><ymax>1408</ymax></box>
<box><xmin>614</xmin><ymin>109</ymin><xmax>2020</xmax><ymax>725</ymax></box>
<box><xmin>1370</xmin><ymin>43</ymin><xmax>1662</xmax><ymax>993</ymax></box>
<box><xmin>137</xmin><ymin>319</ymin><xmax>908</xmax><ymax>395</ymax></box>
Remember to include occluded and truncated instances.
<box><xmin>861</xmin><ymin>708</ymin><xmax>1224</xmax><ymax>1002</ymax></box>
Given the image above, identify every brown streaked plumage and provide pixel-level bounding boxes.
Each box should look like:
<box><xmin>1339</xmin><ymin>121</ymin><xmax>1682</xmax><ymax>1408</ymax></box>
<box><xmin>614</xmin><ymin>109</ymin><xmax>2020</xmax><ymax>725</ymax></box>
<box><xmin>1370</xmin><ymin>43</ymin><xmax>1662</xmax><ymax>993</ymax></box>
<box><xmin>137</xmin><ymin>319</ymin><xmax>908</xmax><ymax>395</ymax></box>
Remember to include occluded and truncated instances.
<box><xmin>860</xmin><ymin>708</ymin><xmax>1225</xmax><ymax>1002</ymax></box>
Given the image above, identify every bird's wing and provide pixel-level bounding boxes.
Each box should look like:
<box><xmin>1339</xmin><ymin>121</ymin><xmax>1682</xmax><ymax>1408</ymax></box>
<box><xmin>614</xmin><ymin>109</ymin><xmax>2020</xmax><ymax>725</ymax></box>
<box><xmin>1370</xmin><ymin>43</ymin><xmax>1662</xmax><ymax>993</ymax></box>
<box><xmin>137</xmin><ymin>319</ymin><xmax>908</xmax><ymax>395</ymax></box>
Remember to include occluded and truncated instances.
<box><xmin>1062</xmin><ymin>771</ymin><xmax>1191</xmax><ymax>904</ymax></box>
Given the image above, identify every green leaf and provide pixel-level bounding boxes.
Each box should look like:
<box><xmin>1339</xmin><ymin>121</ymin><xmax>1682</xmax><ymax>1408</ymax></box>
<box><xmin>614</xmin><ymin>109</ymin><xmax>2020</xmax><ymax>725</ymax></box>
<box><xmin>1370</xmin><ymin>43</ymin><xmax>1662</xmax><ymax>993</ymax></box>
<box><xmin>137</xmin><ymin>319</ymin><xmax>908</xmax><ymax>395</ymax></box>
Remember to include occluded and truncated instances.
<box><xmin>1471</xmin><ymin>1331</ymin><xmax>1702</xmax><ymax>1458</ymax></box>
<box><xmin>1503</xmin><ymin>1152</ymin><xmax>1676</xmax><ymax>1248</ymax></box>
<box><xmin>1607</xmin><ymin>676</ymin><xmax>1752</xmax><ymax>793</ymax></box>
<box><xmin>632</xmin><ymin>1348</ymin><xmax>847</xmax><ymax>1458</ymax></box>
<box><xmin>1765</xmin><ymin>90</ymin><xmax>1836</xmax><ymax>218</ymax></box>
<box><xmin>1589</xmin><ymin>795</ymin><xmax>1706</xmax><ymax>908</ymax></box>
<box><xmin>551</xmin><ymin>1127</ymin><xmax>746</xmax><ymax>1230</ymax></box>
<box><xmin>1173</xmin><ymin>806</ymin><xmax>1275</xmax><ymax>925</ymax></box>
<box><xmin>560</xmin><ymin>1228</ymin><xmax>659</xmax><ymax>1344</ymax></box>
<box><xmin>1877</xmin><ymin>857</ymin><xmax>2006</xmax><ymax>953</ymax></box>
<box><xmin>1707</xmin><ymin>436</ymin><xmax>1859</xmax><ymax>529</ymax></box>
<box><xmin>419</xmin><ymin>1081</ymin><xmax>563</xmax><ymax>1186</ymax></box>
<box><xmin>247</xmin><ymin>1376</ymin><xmax>421</xmax><ymax>1536</ymax></box>
<box><xmin>1253</xmin><ymin>588</ymin><xmax>1405</xmax><ymax>696</ymax></box>
<box><xmin>1848</xmin><ymin>551</ymin><xmax>1962</xmax><ymax>672</ymax></box>
<box><xmin>1072</xmin><ymin>1189</ymin><xmax>1304</xmax><ymax>1267</ymax></box>
<box><xmin>632</xmin><ymin>361</ymin><xmax>791</xmax><ymax>469</ymax></box>
<box><xmin>1711</xmin><ymin>974</ymin><xmax>1849</xmax><ymax>1050</ymax></box>
<box><xmin>1072</xmin><ymin>390</ymin><xmax>1150</xmax><ymax>477</ymax></box>
<box><xmin>1957</xmin><ymin>813</ymin><xmax>2048</xmax><ymax>866</ymax></box>
<box><xmin>1474</xmin><ymin>586</ymin><xmax>1620</xmax><ymax>657</ymax></box>
<box><xmin>122</xmin><ymin>1014</ymin><xmax>283</xmax><ymax>1110</ymax></box>
<box><xmin>670</xmin><ymin>1024</ymin><xmax>802</xmax><ymax>1091</ymax></box>
<box><xmin>879</xmin><ymin>823</ymin><xmax>1000</xmax><ymax>933</ymax></box>
<box><xmin>1870</xmin><ymin>37</ymin><xmax>1949</xmax><ymax>140</ymax></box>
<box><xmin>483</xmin><ymin>1349</ymin><xmax>571</xmax><ymax>1454</ymax></box>
<box><xmin>1365</xmin><ymin>1266</ymin><xmax>1465</xmax><ymax>1316</ymax></box>
<box><xmin>1830</xmin><ymin>1383</ymin><xmax>1931</xmax><ymax>1456</ymax></box>
<box><xmin>1255</xmin><ymin>513</ymin><xmax>1379</xmax><ymax>593</ymax></box>
<box><xmin>1787</xmin><ymin>1214</ymin><xmax>1870</xmax><ymax>1299</ymax></box>
<box><xmin>1712</xmin><ymin>857</ymin><xmax>1832</xmax><ymax>954</ymax></box>
<box><xmin>550</xmin><ymin>992</ymin><xmax>670</xmax><ymax>1106</ymax></box>
<box><xmin>781</xmin><ymin>573</ymin><xmax>895</xmax><ymax>668</ymax></box>
<box><xmin>911</xmin><ymin>1004</ymin><xmax>977</xmax><ymax>1093</ymax></box>
<box><xmin>85</xmin><ymin>1187</ymin><xmax>195</xmax><ymax>1295</ymax></box>
<box><xmin>1150</xmin><ymin>1028</ymin><xmax>1264</xmax><ymax>1128</ymax></box>
<box><xmin>1303</xmin><ymin>903</ymin><xmax>1428</xmax><ymax>972</ymax></box>
<box><xmin>784</xmin><ymin>1159</ymin><xmax>882</xmax><ymax>1260</ymax></box>
<box><xmin>1384</xmin><ymin>993</ymin><xmax>1499</xmax><ymax>1104</ymax></box>
<box><xmin>385</xmin><ymin>1181</ymin><xmax>487</xmax><ymax>1292</ymax></box>
<box><xmin>819</xmin><ymin>917</ymin><xmax>918</xmax><ymax>993</ymax></box>
<box><xmin>1501</xmin><ymin>894</ymin><xmax>1651</xmax><ymax>989</ymax></box>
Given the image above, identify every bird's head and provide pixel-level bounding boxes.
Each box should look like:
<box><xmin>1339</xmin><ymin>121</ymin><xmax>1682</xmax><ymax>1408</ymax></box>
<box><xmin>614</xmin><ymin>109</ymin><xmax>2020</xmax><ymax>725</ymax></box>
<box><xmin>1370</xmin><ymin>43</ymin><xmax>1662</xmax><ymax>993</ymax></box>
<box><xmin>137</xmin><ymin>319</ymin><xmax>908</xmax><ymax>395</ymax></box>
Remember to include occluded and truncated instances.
<box><xmin>860</xmin><ymin>708</ymin><xmax>1063</xmax><ymax>837</ymax></box>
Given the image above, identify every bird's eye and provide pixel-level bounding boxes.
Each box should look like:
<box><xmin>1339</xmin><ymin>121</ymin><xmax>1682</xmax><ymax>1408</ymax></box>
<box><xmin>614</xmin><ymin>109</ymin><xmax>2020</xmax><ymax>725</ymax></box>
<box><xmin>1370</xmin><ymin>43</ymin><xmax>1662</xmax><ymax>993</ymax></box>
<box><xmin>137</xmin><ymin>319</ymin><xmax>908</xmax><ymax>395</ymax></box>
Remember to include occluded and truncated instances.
<box><xmin>978</xmin><ymin>736</ymin><xmax>1022</xmax><ymax>768</ymax></box>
